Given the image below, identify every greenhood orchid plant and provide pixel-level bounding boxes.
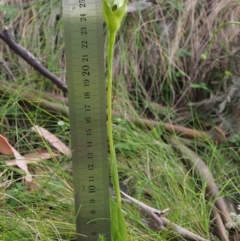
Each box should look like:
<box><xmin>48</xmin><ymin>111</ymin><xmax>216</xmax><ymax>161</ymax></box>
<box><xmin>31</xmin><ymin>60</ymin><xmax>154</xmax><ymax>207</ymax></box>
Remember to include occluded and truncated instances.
<box><xmin>102</xmin><ymin>0</ymin><xmax>128</xmax><ymax>240</ymax></box>
<box><xmin>103</xmin><ymin>0</ymin><xmax>127</xmax><ymax>32</ymax></box>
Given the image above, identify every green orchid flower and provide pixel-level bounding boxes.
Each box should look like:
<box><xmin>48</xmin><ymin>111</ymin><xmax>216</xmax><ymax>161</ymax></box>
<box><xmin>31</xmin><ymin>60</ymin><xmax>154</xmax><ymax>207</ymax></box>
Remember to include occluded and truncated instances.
<box><xmin>102</xmin><ymin>0</ymin><xmax>128</xmax><ymax>240</ymax></box>
<box><xmin>103</xmin><ymin>0</ymin><xmax>127</xmax><ymax>32</ymax></box>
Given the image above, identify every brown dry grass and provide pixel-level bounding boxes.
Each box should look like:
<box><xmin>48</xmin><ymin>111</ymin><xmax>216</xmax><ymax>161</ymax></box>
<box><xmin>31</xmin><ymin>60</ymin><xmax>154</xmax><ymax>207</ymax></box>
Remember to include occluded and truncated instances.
<box><xmin>114</xmin><ymin>0</ymin><xmax>240</xmax><ymax>107</ymax></box>
<box><xmin>1</xmin><ymin>0</ymin><xmax>240</xmax><ymax>111</ymax></box>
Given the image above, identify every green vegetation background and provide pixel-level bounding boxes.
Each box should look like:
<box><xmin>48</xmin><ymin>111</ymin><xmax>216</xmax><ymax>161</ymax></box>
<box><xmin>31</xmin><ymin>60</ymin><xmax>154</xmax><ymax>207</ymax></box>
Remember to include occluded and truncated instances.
<box><xmin>1</xmin><ymin>0</ymin><xmax>240</xmax><ymax>240</ymax></box>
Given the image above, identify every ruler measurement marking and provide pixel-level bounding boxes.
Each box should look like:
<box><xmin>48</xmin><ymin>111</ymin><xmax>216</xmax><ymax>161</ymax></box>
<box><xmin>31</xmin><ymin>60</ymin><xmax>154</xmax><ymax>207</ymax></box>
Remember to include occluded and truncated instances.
<box><xmin>62</xmin><ymin>0</ymin><xmax>110</xmax><ymax>240</ymax></box>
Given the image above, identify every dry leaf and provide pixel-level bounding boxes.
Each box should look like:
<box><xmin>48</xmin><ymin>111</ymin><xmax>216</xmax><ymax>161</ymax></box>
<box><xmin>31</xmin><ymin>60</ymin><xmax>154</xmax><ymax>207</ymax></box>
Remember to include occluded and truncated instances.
<box><xmin>5</xmin><ymin>149</ymin><xmax>59</xmax><ymax>166</ymax></box>
<box><xmin>127</xmin><ymin>0</ymin><xmax>156</xmax><ymax>13</ymax></box>
<box><xmin>31</xmin><ymin>125</ymin><xmax>71</xmax><ymax>156</ymax></box>
<box><xmin>24</xmin><ymin>150</ymin><xmax>59</xmax><ymax>161</ymax></box>
<box><xmin>0</xmin><ymin>135</ymin><xmax>32</xmax><ymax>182</ymax></box>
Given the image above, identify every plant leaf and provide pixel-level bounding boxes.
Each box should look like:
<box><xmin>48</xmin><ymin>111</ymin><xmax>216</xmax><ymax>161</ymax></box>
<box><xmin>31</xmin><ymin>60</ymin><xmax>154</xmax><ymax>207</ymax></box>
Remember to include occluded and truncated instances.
<box><xmin>110</xmin><ymin>150</ymin><xmax>128</xmax><ymax>241</ymax></box>
<box><xmin>31</xmin><ymin>125</ymin><xmax>71</xmax><ymax>157</ymax></box>
<box><xmin>0</xmin><ymin>135</ymin><xmax>32</xmax><ymax>182</ymax></box>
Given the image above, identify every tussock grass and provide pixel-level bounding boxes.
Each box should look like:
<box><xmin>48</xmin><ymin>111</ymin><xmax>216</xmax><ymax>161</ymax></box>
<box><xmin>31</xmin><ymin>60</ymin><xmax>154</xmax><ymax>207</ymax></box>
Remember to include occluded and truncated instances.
<box><xmin>0</xmin><ymin>0</ymin><xmax>240</xmax><ymax>240</ymax></box>
<box><xmin>115</xmin><ymin>0</ymin><xmax>240</xmax><ymax>107</ymax></box>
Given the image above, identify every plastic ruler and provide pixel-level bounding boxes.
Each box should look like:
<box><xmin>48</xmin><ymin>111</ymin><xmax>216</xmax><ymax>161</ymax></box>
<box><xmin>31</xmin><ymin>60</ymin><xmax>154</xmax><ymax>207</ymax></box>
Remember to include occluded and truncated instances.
<box><xmin>62</xmin><ymin>0</ymin><xmax>111</xmax><ymax>240</ymax></box>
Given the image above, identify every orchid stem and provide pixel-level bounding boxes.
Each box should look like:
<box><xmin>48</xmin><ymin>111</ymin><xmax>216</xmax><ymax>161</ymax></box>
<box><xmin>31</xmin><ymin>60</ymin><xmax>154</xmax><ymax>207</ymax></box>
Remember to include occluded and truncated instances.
<box><xmin>107</xmin><ymin>30</ymin><xmax>122</xmax><ymax>204</ymax></box>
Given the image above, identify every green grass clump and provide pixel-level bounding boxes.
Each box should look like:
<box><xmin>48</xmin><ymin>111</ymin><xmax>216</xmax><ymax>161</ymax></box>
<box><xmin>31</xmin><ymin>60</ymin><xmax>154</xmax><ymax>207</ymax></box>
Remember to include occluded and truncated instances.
<box><xmin>0</xmin><ymin>0</ymin><xmax>240</xmax><ymax>240</ymax></box>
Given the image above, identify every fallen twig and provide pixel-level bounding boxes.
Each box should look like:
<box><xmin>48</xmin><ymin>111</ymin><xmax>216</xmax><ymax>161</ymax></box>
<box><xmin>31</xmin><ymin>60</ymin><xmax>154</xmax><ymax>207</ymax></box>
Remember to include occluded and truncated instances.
<box><xmin>112</xmin><ymin>110</ymin><xmax>224</xmax><ymax>143</ymax></box>
<box><xmin>0</xmin><ymin>28</ymin><xmax>226</xmax><ymax>144</ymax></box>
<box><xmin>121</xmin><ymin>190</ymin><xmax>169</xmax><ymax>230</ymax></box>
<box><xmin>0</xmin><ymin>27</ymin><xmax>67</xmax><ymax>92</ymax></box>
<box><xmin>212</xmin><ymin>207</ymin><xmax>230</xmax><ymax>241</ymax></box>
<box><xmin>121</xmin><ymin>191</ymin><xmax>210</xmax><ymax>241</ymax></box>
<box><xmin>0</xmin><ymin>81</ymin><xmax>226</xmax><ymax>145</ymax></box>
<box><xmin>0</xmin><ymin>82</ymin><xmax>68</xmax><ymax>116</ymax></box>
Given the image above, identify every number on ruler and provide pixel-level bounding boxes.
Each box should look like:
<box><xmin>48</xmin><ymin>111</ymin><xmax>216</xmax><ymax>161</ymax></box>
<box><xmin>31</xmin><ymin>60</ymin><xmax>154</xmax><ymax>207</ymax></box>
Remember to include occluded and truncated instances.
<box><xmin>81</xmin><ymin>27</ymin><xmax>87</xmax><ymax>35</ymax></box>
<box><xmin>82</xmin><ymin>55</ymin><xmax>88</xmax><ymax>62</ymax></box>
<box><xmin>81</xmin><ymin>41</ymin><xmax>88</xmax><ymax>49</ymax></box>
<box><xmin>86</xmin><ymin>129</ymin><xmax>92</xmax><ymax>135</ymax></box>
<box><xmin>80</xmin><ymin>14</ymin><xmax>86</xmax><ymax>22</ymax></box>
<box><xmin>89</xmin><ymin>176</ymin><xmax>94</xmax><ymax>181</ymax></box>
<box><xmin>79</xmin><ymin>0</ymin><xmax>86</xmax><ymax>8</ymax></box>
<box><xmin>87</xmin><ymin>153</ymin><xmax>93</xmax><ymax>159</ymax></box>
<box><xmin>82</xmin><ymin>65</ymin><xmax>89</xmax><ymax>76</ymax></box>
<box><xmin>87</xmin><ymin>141</ymin><xmax>92</xmax><ymax>147</ymax></box>
<box><xmin>85</xmin><ymin>117</ymin><xmax>91</xmax><ymax>123</ymax></box>
<box><xmin>89</xmin><ymin>185</ymin><xmax>95</xmax><ymax>193</ymax></box>
<box><xmin>83</xmin><ymin>79</ymin><xmax>89</xmax><ymax>86</ymax></box>
<box><xmin>85</xmin><ymin>105</ymin><xmax>90</xmax><ymax>111</ymax></box>
<box><xmin>84</xmin><ymin>92</ymin><xmax>90</xmax><ymax>99</ymax></box>
<box><xmin>88</xmin><ymin>164</ymin><xmax>94</xmax><ymax>170</ymax></box>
